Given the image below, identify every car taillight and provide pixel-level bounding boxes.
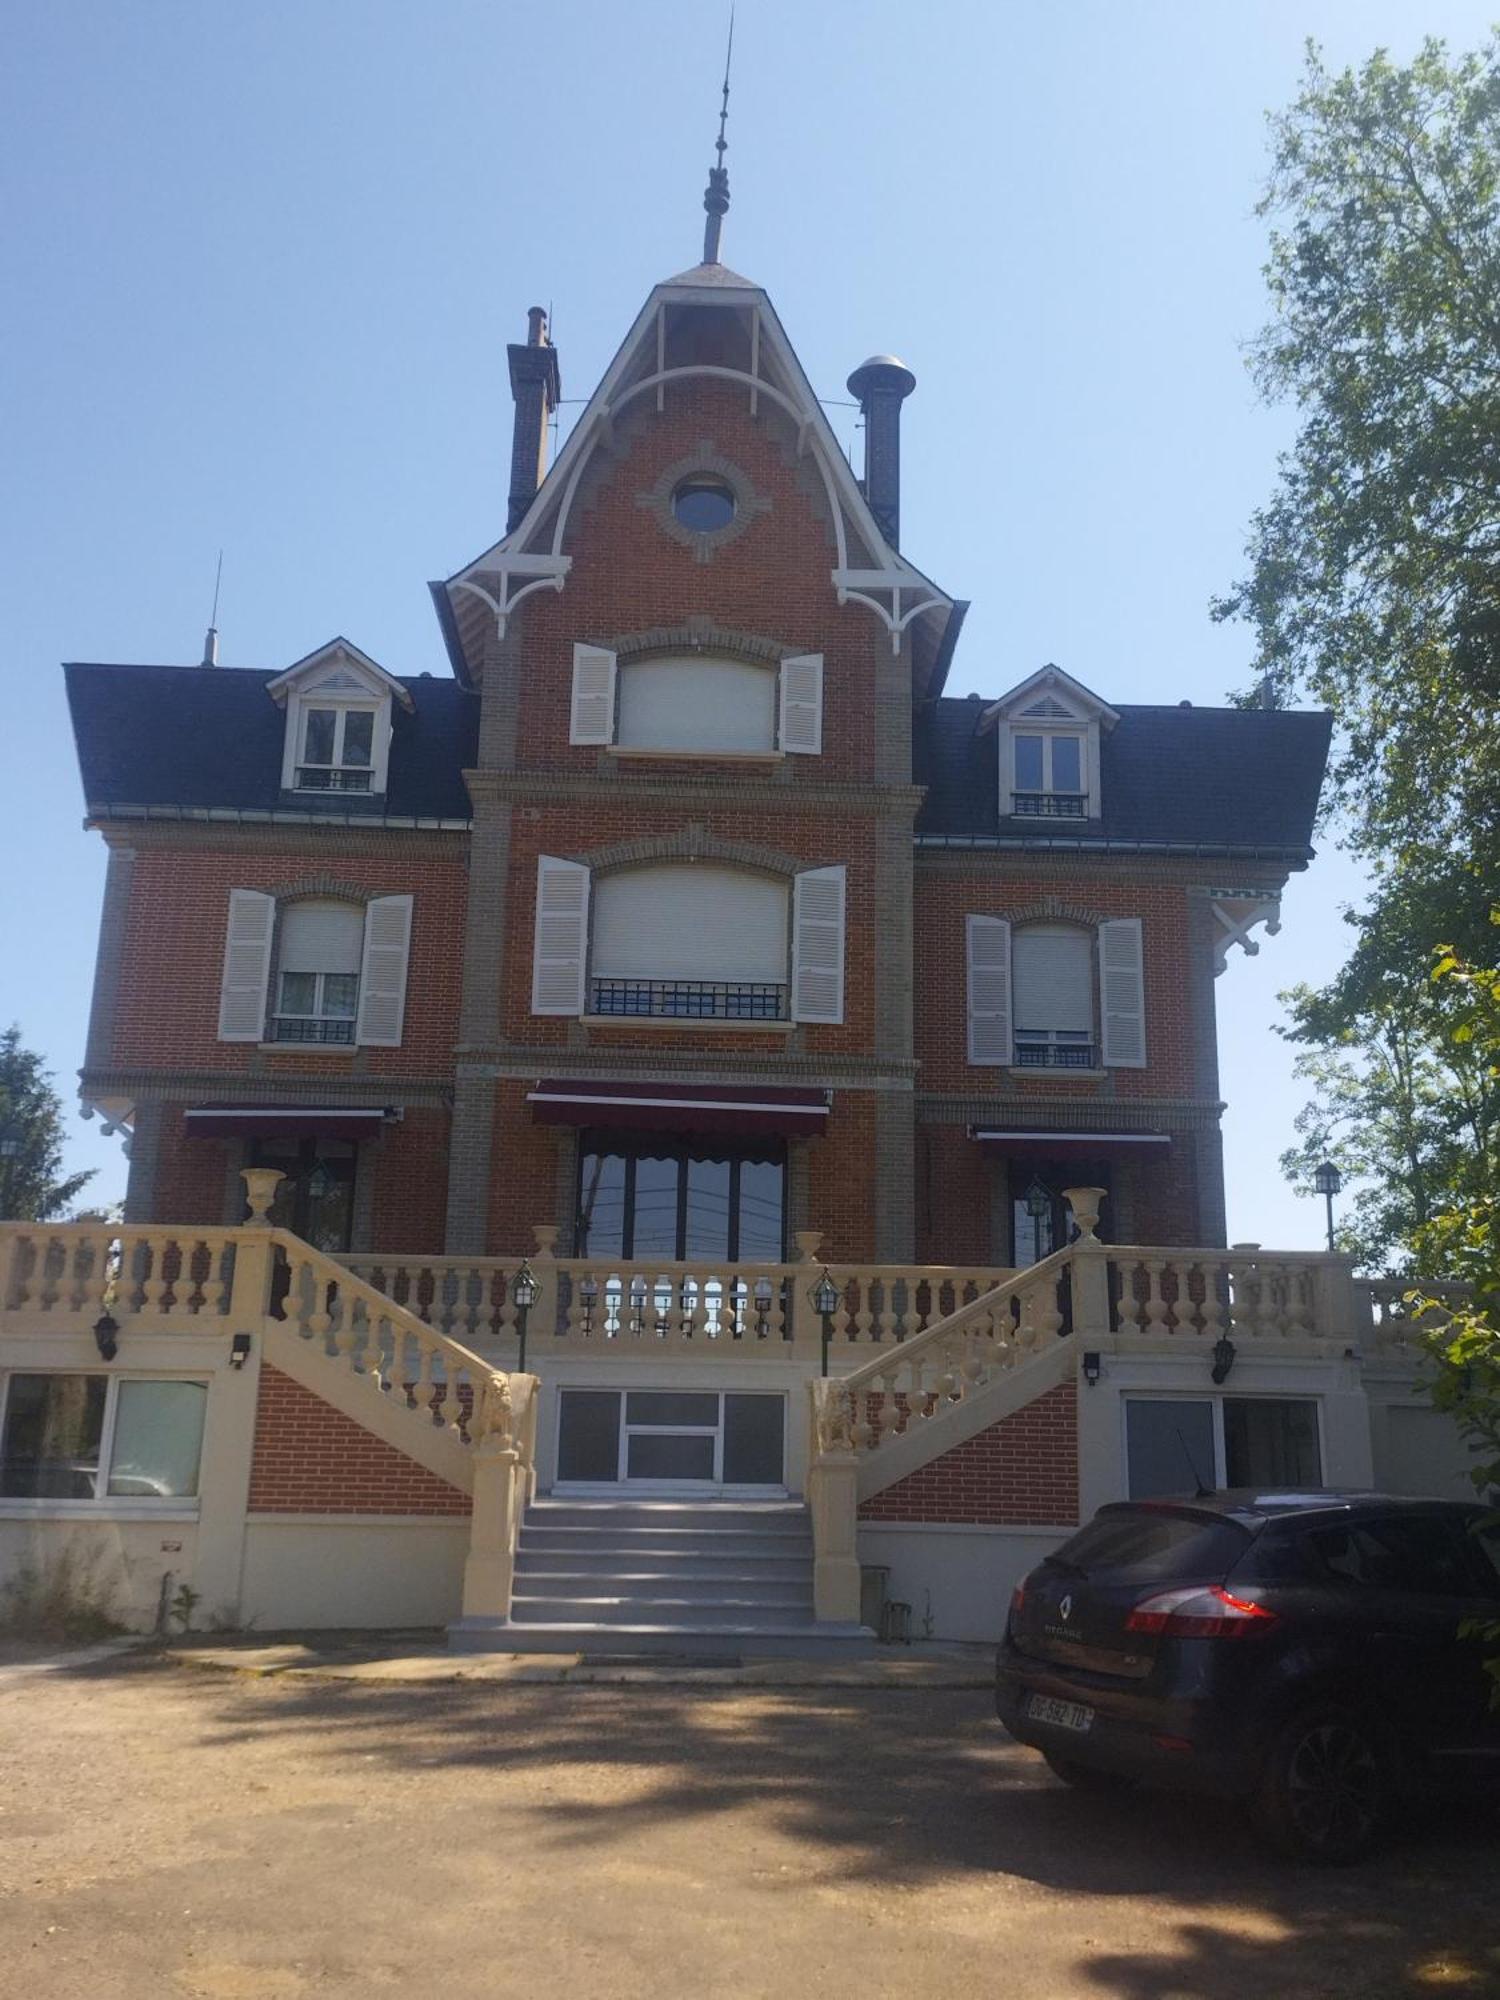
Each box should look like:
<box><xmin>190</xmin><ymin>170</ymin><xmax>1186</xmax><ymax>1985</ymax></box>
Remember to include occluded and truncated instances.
<box><xmin>1124</xmin><ymin>1585</ymin><xmax>1278</xmax><ymax>1640</ymax></box>
<box><xmin>1009</xmin><ymin>1580</ymin><xmax>1026</xmax><ymax>1616</ymax></box>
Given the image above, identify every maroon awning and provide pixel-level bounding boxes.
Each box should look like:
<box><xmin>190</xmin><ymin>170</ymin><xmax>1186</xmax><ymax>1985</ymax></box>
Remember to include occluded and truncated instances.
<box><xmin>184</xmin><ymin>1104</ymin><xmax>396</xmax><ymax>1140</ymax></box>
<box><xmin>970</xmin><ymin>1127</ymin><xmax>1172</xmax><ymax>1160</ymax></box>
<box><xmin>528</xmin><ymin>1079</ymin><xmax>831</xmax><ymax>1139</ymax></box>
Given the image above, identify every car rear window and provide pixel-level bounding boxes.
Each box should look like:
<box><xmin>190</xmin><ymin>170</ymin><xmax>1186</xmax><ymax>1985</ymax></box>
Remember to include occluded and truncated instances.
<box><xmin>1048</xmin><ymin>1508</ymin><xmax>1251</xmax><ymax>1583</ymax></box>
<box><xmin>1305</xmin><ymin>1514</ymin><xmax>1489</xmax><ymax>1596</ymax></box>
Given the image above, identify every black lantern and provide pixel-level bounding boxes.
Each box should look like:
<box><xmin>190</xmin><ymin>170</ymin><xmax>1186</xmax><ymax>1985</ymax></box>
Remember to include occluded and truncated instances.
<box><xmin>511</xmin><ymin>1261</ymin><xmax>539</xmax><ymax>1374</ymax></box>
<box><xmin>578</xmin><ymin>1272</ymin><xmax>599</xmax><ymax>1334</ymax></box>
<box><xmin>1024</xmin><ymin>1178</ymin><xmax>1052</xmax><ymax>1222</ymax></box>
<box><xmin>1082</xmin><ymin>1350</ymin><xmax>1102</xmax><ymax>1388</ymax></box>
<box><xmin>753</xmin><ymin>1274</ymin><xmax>774</xmax><ymax>1339</ymax></box>
<box><xmin>1211</xmin><ymin>1334</ymin><xmax>1237</xmax><ymax>1385</ymax></box>
<box><xmin>810</xmin><ymin>1267</ymin><xmax>841</xmax><ymax>1379</ymax></box>
<box><xmin>1312</xmin><ymin>1160</ymin><xmax>1343</xmax><ymax>1255</ymax></box>
<box><xmin>93</xmin><ymin>1312</ymin><xmax>120</xmax><ymax>1362</ymax></box>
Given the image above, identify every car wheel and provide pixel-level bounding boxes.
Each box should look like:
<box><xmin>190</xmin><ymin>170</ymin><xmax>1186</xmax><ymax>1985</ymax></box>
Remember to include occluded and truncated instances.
<box><xmin>1042</xmin><ymin>1751</ymin><xmax>1134</xmax><ymax>1792</ymax></box>
<box><xmin>1252</xmin><ymin>1706</ymin><xmax>1388</xmax><ymax>1864</ymax></box>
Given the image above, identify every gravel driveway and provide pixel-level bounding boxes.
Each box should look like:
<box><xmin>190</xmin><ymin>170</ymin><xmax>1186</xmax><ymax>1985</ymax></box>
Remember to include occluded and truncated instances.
<box><xmin>1</xmin><ymin>1652</ymin><xmax>1495</xmax><ymax>1999</ymax></box>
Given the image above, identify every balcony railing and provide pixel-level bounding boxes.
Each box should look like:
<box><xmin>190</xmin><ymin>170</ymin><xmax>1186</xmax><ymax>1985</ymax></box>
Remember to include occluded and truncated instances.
<box><xmin>1013</xmin><ymin>1039</ymin><xmax>1097</xmax><ymax>1070</ymax></box>
<box><xmin>1012</xmin><ymin>791</ymin><xmax>1087</xmax><ymax>818</ymax></box>
<box><xmin>267</xmin><ymin>1016</ymin><xmax>356</xmax><ymax>1045</ymax></box>
<box><xmin>295</xmin><ymin>766</ymin><xmax>374</xmax><ymax>792</ymax></box>
<box><xmin>588</xmin><ymin>978</ymin><xmax>789</xmax><ymax>1022</ymax></box>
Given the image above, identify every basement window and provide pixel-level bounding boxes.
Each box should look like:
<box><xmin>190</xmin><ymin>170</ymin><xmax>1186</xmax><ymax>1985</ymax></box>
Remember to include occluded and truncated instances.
<box><xmin>0</xmin><ymin>1375</ymin><xmax>207</xmax><ymax>1506</ymax></box>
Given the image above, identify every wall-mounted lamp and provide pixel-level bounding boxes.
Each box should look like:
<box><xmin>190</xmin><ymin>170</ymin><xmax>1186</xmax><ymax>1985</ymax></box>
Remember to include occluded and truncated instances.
<box><xmin>1082</xmin><ymin>1350</ymin><xmax>1102</xmax><ymax>1388</ymax></box>
<box><xmin>93</xmin><ymin>1312</ymin><xmax>119</xmax><ymax>1362</ymax></box>
<box><xmin>229</xmin><ymin>1332</ymin><xmax>253</xmax><ymax>1370</ymax></box>
<box><xmin>1211</xmin><ymin>1334</ymin><xmax>1237</xmax><ymax>1385</ymax></box>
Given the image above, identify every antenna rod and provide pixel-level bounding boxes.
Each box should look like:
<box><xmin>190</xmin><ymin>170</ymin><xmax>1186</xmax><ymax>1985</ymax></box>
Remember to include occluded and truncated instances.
<box><xmin>203</xmin><ymin>549</ymin><xmax>223</xmax><ymax>666</ymax></box>
<box><xmin>701</xmin><ymin>5</ymin><xmax>734</xmax><ymax>264</ymax></box>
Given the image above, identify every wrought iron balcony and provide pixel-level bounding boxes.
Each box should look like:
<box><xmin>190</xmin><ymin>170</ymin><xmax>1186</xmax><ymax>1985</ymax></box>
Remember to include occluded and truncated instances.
<box><xmin>295</xmin><ymin>767</ymin><xmax>374</xmax><ymax>792</ymax></box>
<box><xmin>267</xmin><ymin>1016</ymin><xmax>357</xmax><ymax>1045</ymax></box>
<box><xmin>589</xmin><ymin>978</ymin><xmax>789</xmax><ymax>1022</ymax></box>
<box><xmin>1013</xmin><ymin>1039</ymin><xmax>1098</xmax><ymax>1070</ymax></box>
<box><xmin>1012</xmin><ymin>791</ymin><xmax>1088</xmax><ymax>818</ymax></box>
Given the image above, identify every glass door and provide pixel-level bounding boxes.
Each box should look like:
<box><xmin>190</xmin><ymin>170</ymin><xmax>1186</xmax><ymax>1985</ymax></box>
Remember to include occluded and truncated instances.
<box><xmin>251</xmin><ymin>1137</ymin><xmax>356</xmax><ymax>1252</ymax></box>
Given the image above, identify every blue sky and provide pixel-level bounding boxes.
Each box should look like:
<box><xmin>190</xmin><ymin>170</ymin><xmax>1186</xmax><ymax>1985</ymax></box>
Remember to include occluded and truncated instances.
<box><xmin>2</xmin><ymin>1</ymin><xmax>1490</xmax><ymax>1245</ymax></box>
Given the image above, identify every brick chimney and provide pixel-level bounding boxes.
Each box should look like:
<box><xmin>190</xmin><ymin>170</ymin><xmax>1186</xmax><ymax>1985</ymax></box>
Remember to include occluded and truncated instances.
<box><xmin>506</xmin><ymin>306</ymin><xmax>562</xmax><ymax>533</ymax></box>
<box><xmin>846</xmin><ymin>354</ymin><xmax>916</xmax><ymax>550</ymax></box>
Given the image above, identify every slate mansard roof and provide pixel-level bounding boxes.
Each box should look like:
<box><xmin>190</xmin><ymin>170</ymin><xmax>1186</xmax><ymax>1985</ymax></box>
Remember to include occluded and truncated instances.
<box><xmin>64</xmin><ymin>662</ymin><xmax>478</xmax><ymax>824</ymax></box>
<box><xmin>914</xmin><ymin>697</ymin><xmax>1332</xmax><ymax>862</ymax></box>
<box><xmin>64</xmin><ymin>662</ymin><xmax>1329</xmax><ymax>859</ymax></box>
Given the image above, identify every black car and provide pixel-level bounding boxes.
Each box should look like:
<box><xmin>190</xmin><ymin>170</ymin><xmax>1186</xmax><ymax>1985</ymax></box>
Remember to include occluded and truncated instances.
<box><xmin>995</xmin><ymin>1491</ymin><xmax>1500</xmax><ymax>1862</ymax></box>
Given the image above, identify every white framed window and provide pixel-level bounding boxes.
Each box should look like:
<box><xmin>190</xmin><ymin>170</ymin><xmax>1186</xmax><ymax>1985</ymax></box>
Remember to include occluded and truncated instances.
<box><xmin>1010</xmin><ymin>729</ymin><xmax>1088</xmax><ymax>817</ymax></box>
<box><xmin>1123</xmin><ymin>1395</ymin><xmax>1322</xmax><ymax>1500</ymax></box>
<box><xmin>0</xmin><ymin>1373</ymin><xmax>208</xmax><ymax>1511</ymax></box>
<box><xmin>217</xmin><ymin>892</ymin><xmax>413</xmax><ymax>1047</ymax></box>
<box><xmin>292</xmin><ymin>703</ymin><xmax>380</xmax><ymax>792</ymax></box>
<box><xmin>570</xmin><ymin>644</ymin><xmax>823</xmax><ymax>757</ymax></box>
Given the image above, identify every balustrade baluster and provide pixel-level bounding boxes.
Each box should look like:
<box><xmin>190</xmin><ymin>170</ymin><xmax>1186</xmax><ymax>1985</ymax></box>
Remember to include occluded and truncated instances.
<box><xmin>1142</xmin><ymin>1260</ymin><xmax>1170</xmax><ymax>1335</ymax></box>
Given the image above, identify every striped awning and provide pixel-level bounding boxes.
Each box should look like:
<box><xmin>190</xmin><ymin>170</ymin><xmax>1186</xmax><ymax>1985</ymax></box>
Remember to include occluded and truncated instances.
<box><xmin>528</xmin><ymin>1079</ymin><xmax>830</xmax><ymax>1138</ymax></box>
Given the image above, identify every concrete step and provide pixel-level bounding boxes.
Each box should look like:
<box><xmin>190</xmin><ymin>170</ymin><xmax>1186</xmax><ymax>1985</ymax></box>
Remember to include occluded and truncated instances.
<box><xmin>451</xmin><ymin>1619</ymin><xmax>876</xmax><ymax>1660</ymax></box>
<box><xmin>514</xmin><ymin>1551</ymin><xmax>811</xmax><ymax>1583</ymax></box>
<box><xmin>517</xmin><ymin>1527</ymin><xmax>812</xmax><ymax>1558</ymax></box>
<box><xmin>513</xmin><ymin>1566</ymin><xmax>811</xmax><ymax>1599</ymax></box>
<box><xmin>511</xmin><ymin>1595</ymin><xmax>815</xmax><ymax>1626</ymax></box>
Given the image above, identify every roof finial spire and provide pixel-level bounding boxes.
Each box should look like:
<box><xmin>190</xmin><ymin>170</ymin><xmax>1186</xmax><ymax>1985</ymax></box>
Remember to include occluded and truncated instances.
<box><xmin>701</xmin><ymin>5</ymin><xmax>734</xmax><ymax>265</ymax></box>
<box><xmin>202</xmin><ymin>549</ymin><xmax>223</xmax><ymax>666</ymax></box>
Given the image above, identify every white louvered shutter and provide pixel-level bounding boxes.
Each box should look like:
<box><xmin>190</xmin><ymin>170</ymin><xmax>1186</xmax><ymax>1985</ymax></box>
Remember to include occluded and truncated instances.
<box><xmin>355</xmin><ymin>895</ymin><xmax>414</xmax><ymax>1047</ymax></box>
<box><xmin>1099</xmin><ymin>918</ymin><xmax>1147</xmax><ymax>1068</ymax></box>
<box><xmin>532</xmin><ymin>856</ymin><xmax>591</xmax><ymax>1015</ymax></box>
<box><xmin>778</xmin><ymin>653</ymin><xmax>823</xmax><ymax>755</ymax></box>
<box><xmin>791</xmin><ymin>866</ymin><xmax>845</xmax><ymax>1024</ymax></box>
<box><xmin>569</xmin><ymin>643</ymin><xmax>617</xmax><ymax>745</ymax></box>
<box><xmin>966</xmin><ymin>916</ymin><xmax>1012</xmax><ymax>1065</ymax></box>
<box><xmin>217</xmin><ymin>890</ymin><xmax>276</xmax><ymax>1042</ymax></box>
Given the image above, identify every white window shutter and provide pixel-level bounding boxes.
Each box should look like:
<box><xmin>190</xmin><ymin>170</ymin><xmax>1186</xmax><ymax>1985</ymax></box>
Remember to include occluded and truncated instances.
<box><xmin>217</xmin><ymin>890</ymin><xmax>276</xmax><ymax>1042</ymax></box>
<box><xmin>569</xmin><ymin>643</ymin><xmax>617</xmax><ymax>745</ymax></box>
<box><xmin>355</xmin><ymin>895</ymin><xmax>414</xmax><ymax>1047</ymax></box>
<box><xmin>1099</xmin><ymin>918</ymin><xmax>1147</xmax><ymax>1068</ymax></box>
<box><xmin>778</xmin><ymin>653</ymin><xmax>823</xmax><ymax>755</ymax></box>
<box><xmin>791</xmin><ymin>866</ymin><xmax>845</xmax><ymax>1024</ymax></box>
<box><xmin>966</xmin><ymin>916</ymin><xmax>1012</xmax><ymax>1065</ymax></box>
<box><xmin>532</xmin><ymin>856</ymin><xmax>591</xmax><ymax>1016</ymax></box>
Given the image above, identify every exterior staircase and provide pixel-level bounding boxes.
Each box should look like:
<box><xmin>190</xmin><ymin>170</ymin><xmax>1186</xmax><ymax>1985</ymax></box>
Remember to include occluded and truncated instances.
<box><xmin>449</xmin><ymin>1498</ymin><xmax>874</xmax><ymax>1657</ymax></box>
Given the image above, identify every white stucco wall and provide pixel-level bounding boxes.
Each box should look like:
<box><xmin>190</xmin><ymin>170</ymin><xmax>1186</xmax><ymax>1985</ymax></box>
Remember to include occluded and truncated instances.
<box><xmin>240</xmin><ymin>1517</ymin><xmax>468</xmax><ymax>1629</ymax></box>
<box><xmin>856</xmin><ymin>1523</ymin><xmax>1070</xmax><ymax>1642</ymax></box>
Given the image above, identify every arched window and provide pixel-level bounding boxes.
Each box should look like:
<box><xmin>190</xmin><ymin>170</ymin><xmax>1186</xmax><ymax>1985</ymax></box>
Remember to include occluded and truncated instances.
<box><xmin>1011</xmin><ymin>922</ymin><xmax>1095</xmax><ymax>1068</ymax></box>
<box><xmin>590</xmin><ymin>864</ymin><xmax>790</xmax><ymax>1021</ymax></box>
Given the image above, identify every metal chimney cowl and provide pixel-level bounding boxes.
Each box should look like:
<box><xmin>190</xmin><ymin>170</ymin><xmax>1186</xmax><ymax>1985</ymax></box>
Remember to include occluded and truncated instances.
<box><xmin>846</xmin><ymin>353</ymin><xmax>916</xmax><ymax>550</ymax></box>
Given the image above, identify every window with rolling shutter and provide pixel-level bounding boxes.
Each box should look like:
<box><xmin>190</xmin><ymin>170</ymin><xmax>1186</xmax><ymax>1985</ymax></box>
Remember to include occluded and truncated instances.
<box><xmin>966</xmin><ymin>916</ymin><xmax>1012</xmax><ymax>1066</ymax></box>
<box><xmin>1012</xmin><ymin>923</ymin><xmax>1096</xmax><ymax>1069</ymax></box>
<box><xmin>270</xmin><ymin>900</ymin><xmax>365</xmax><ymax>1046</ymax></box>
<box><xmin>791</xmin><ymin>867</ymin><xmax>845</xmax><ymax>1024</ymax></box>
<box><xmin>591</xmin><ymin>866</ymin><xmax>789</xmax><ymax>1019</ymax></box>
<box><xmin>1098</xmin><ymin>918</ymin><xmax>1147</xmax><ymax>1067</ymax></box>
<box><xmin>615</xmin><ymin>656</ymin><xmax>776</xmax><ymax>753</ymax></box>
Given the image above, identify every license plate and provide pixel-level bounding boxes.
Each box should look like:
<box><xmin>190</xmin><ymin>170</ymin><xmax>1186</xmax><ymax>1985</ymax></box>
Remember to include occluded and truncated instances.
<box><xmin>1025</xmin><ymin>1693</ymin><xmax>1095</xmax><ymax>1733</ymax></box>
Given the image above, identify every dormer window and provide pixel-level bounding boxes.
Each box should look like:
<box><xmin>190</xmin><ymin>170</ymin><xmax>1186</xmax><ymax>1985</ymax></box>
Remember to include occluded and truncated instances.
<box><xmin>982</xmin><ymin>665</ymin><xmax>1119</xmax><ymax>827</ymax></box>
<box><xmin>267</xmin><ymin>638</ymin><xmax>412</xmax><ymax>800</ymax></box>
<box><xmin>296</xmin><ymin>704</ymin><xmax>378</xmax><ymax>792</ymax></box>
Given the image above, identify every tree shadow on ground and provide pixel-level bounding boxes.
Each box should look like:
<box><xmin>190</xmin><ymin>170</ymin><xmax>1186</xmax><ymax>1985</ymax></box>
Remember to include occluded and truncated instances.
<box><xmin>108</xmin><ymin>1656</ymin><xmax>1500</xmax><ymax>1998</ymax></box>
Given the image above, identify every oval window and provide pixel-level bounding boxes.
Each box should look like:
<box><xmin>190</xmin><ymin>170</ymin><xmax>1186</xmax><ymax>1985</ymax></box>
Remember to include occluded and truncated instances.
<box><xmin>671</xmin><ymin>477</ymin><xmax>736</xmax><ymax>534</ymax></box>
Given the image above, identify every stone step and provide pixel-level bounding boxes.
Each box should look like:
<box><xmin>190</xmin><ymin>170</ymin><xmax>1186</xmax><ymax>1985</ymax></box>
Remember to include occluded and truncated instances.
<box><xmin>511</xmin><ymin>1594</ymin><xmax>814</xmax><ymax>1626</ymax></box>
<box><xmin>451</xmin><ymin>1619</ymin><xmax>876</xmax><ymax>1660</ymax></box>
<box><xmin>514</xmin><ymin>1566</ymin><xmax>811</xmax><ymax>1597</ymax></box>
<box><xmin>528</xmin><ymin>1500</ymin><xmax>808</xmax><ymax>1532</ymax></box>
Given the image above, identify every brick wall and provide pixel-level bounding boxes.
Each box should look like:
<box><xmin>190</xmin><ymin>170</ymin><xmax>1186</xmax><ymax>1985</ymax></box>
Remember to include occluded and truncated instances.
<box><xmin>247</xmin><ymin>1365</ymin><xmax>470</xmax><ymax>1516</ymax></box>
<box><xmin>857</xmin><ymin>1381</ymin><xmax>1079</xmax><ymax>1526</ymax></box>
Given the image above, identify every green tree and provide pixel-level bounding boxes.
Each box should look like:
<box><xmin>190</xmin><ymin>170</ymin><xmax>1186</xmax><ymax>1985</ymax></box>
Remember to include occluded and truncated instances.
<box><xmin>1214</xmin><ymin>34</ymin><xmax>1500</xmax><ymax>886</ymax></box>
<box><xmin>0</xmin><ymin>1027</ymin><xmax>93</xmax><ymax>1222</ymax></box>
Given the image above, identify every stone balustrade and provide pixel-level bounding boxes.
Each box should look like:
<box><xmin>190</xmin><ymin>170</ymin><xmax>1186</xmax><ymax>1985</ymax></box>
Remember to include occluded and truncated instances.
<box><xmin>1108</xmin><ymin>1245</ymin><xmax>1360</xmax><ymax>1346</ymax></box>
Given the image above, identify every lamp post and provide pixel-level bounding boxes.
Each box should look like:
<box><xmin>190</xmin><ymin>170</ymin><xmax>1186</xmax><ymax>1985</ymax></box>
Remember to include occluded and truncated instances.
<box><xmin>1312</xmin><ymin>1161</ymin><xmax>1343</xmax><ymax>1255</ymax></box>
<box><xmin>511</xmin><ymin>1261</ymin><xmax>538</xmax><ymax>1374</ymax></box>
<box><xmin>810</xmin><ymin>1266</ymin><xmax>840</xmax><ymax>1379</ymax></box>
